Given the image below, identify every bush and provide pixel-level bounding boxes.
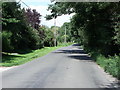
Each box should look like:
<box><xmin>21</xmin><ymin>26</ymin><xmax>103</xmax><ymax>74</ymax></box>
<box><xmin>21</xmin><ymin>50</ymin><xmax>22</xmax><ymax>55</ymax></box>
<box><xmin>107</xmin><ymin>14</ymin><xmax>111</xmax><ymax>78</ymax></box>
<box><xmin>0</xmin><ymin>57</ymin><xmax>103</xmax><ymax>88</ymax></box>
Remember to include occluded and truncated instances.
<box><xmin>44</xmin><ymin>30</ymin><xmax>54</xmax><ymax>47</ymax></box>
<box><xmin>27</xmin><ymin>26</ymin><xmax>42</xmax><ymax>49</ymax></box>
<box><xmin>96</xmin><ymin>55</ymin><xmax>120</xmax><ymax>79</ymax></box>
<box><xmin>2</xmin><ymin>31</ymin><xmax>13</xmax><ymax>52</ymax></box>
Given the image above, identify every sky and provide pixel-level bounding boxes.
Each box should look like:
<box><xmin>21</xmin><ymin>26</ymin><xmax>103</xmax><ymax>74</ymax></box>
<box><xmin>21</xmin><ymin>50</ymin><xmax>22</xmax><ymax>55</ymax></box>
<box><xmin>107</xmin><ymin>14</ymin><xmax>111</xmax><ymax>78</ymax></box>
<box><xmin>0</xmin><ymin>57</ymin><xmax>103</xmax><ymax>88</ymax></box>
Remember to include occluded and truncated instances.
<box><xmin>18</xmin><ymin>0</ymin><xmax>74</xmax><ymax>28</ymax></box>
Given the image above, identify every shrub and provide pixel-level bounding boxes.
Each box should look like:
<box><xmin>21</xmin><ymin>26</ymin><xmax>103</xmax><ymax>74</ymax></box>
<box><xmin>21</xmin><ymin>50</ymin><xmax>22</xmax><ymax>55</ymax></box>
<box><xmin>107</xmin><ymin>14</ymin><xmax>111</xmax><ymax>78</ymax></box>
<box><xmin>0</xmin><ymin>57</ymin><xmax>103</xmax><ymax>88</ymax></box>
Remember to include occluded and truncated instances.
<box><xmin>27</xmin><ymin>26</ymin><xmax>42</xmax><ymax>49</ymax></box>
<box><xmin>96</xmin><ymin>55</ymin><xmax>120</xmax><ymax>79</ymax></box>
<box><xmin>2</xmin><ymin>31</ymin><xmax>13</xmax><ymax>52</ymax></box>
<box><xmin>44</xmin><ymin>30</ymin><xmax>54</xmax><ymax>47</ymax></box>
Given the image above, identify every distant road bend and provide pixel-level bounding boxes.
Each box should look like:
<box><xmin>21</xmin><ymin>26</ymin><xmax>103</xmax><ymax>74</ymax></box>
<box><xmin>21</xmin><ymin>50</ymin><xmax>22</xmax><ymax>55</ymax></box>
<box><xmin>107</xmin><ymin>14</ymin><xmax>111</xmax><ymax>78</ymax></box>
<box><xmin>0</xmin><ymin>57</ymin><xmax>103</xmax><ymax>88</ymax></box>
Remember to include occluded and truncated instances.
<box><xmin>2</xmin><ymin>44</ymin><xmax>119</xmax><ymax>88</ymax></box>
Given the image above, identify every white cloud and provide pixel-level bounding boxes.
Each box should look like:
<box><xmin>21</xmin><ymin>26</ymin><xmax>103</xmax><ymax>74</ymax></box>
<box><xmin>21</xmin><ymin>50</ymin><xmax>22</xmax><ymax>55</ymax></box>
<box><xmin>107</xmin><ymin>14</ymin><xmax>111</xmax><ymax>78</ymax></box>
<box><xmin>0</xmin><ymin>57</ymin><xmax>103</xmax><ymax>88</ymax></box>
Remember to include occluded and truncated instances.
<box><xmin>30</xmin><ymin>5</ymin><xmax>48</xmax><ymax>16</ymax></box>
<box><xmin>19</xmin><ymin>0</ymin><xmax>74</xmax><ymax>27</ymax></box>
<box><xmin>17</xmin><ymin>0</ymin><xmax>51</xmax><ymax>3</ymax></box>
<box><xmin>26</xmin><ymin>5</ymin><xmax>74</xmax><ymax>27</ymax></box>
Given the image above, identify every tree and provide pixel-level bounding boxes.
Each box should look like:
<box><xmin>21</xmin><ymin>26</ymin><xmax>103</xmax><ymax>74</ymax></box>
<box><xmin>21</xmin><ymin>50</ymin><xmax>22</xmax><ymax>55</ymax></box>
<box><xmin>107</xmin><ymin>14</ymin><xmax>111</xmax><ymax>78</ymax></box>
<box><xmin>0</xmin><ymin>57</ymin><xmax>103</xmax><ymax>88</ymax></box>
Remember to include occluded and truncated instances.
<box><xmin>50</xmin><ymin>26</ymin><xmax>60</xmax><ymax>46</ymax></box>
<box><xmin>24</xmin><ymin>8</ymin><xmax>41</xmax><ymax>30</ymax></box>
<box><xmin>2</xmin><ymin>2</ymin><xmax>42</xmax><ymax>52</ymax></box>
<box><xmin>57</xmin><ymin>22</ymin><xmax>73</xmax><ymax>43</ymax></box>
<box><xmin>46</xmin><ymin>2</ymin><xmax>120</xmax><ymax>56</ymax></box>
<box><xmin>40</xmin><ymin>25</ymin><xmax>54</xmax><ymax>47</ymax></box>
<box><xmin>2</xmin><ymin>31</ymin><xmax>13</xmax><ymax>52</ymax></box>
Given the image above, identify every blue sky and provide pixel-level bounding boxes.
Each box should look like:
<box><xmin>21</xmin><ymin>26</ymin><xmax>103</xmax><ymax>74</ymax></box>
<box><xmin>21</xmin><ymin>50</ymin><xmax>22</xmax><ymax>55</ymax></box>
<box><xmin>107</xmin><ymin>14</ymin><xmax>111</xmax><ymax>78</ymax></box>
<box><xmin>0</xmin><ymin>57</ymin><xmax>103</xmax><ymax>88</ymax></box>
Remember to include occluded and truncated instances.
<box><xmin>21</xmin><ymin>0</ymin><xmax>51</xmax><ymax>6</ymax></box>
<box><xmin>18</xmin><ymin>0</ymin><xmax>74</xmax><ymax>27</ymax></box>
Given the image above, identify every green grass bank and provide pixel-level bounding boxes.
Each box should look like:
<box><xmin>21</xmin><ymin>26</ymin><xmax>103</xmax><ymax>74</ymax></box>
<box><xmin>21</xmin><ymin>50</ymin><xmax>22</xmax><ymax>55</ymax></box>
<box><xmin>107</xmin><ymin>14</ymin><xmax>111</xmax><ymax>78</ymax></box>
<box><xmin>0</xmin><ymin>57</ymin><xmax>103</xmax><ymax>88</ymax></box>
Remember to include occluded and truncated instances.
<box><xmin>89</xmin><ymin>52</ymin><xmax>120</xmax><ymax>80</ymax></box>
<box><xmin>1</xmin><ymin>42</ymin><xmax>73</xmax><ymax>67</ymax></box>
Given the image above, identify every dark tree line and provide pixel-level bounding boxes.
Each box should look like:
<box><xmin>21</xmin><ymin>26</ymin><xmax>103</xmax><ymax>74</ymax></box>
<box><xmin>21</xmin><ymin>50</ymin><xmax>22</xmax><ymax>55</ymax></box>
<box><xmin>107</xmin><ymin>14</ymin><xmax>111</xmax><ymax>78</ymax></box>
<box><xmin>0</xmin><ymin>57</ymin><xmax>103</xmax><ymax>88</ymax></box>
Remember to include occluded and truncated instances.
<box><xmin>2</xmin><ymin>2</ymin><xmax>54</xmax><ymax>53</ymax></box>
<box><xmin>46</xmin><ymin>2</ymin><xmax>120</xmax><ymax>57</ymax></box>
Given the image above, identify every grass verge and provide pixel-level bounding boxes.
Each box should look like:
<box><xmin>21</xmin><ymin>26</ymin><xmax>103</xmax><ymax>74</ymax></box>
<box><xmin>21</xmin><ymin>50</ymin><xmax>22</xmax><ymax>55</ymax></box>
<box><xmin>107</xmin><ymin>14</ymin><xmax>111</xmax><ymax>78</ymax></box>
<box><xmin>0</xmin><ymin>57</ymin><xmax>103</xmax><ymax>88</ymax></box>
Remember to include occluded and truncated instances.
<box><xmin>1</xmin><ymin>43</ymin><xmax>73</xmax><ymax>67</ymax></box>
<box><xmin>89</xmin><ymin>52</ymin><xmax>120</xmax><ymax>80</ymax></box>
<box><xmin>96</xmin><ymin>55</ymin><xmax>120</xmax><ymax>80</ymax></box>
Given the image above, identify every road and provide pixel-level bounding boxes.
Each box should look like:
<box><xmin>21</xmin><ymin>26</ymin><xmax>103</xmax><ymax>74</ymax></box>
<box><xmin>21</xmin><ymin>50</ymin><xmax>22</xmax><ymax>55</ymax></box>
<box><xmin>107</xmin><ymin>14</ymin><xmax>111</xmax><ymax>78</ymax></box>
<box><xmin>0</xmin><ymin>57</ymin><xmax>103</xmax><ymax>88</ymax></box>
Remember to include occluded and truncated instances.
<box><xmin>2</xmin><ymin>44</ymin><xmax>119</xmax><ymax>88</ymax></box>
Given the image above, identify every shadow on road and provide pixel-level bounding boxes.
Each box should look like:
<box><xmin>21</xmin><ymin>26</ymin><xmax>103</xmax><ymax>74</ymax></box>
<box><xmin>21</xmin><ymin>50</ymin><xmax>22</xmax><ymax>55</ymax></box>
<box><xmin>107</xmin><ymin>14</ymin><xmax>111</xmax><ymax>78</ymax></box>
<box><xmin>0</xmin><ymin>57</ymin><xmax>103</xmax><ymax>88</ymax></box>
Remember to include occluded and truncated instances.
<box><xmin>68</xmin><ymin>55</ymin><xmax>93</xmax><ymax>61</ymax></box>
<box><xmin>55</xmin><ymin>49</ymin><xmax>86</xmax><ymax>54</ymax></box>
<box><xmin>53</xmin><ymin>45</ymin><xmax>94</xmax><ymax>61</ymax></box>
<box><xmin>53</xmin><ymin>44</ymin><xmax>120</xmax><ymax>88</ymax></box>
<box><xmin>72</xmin><ymin>43</ymin><xmax>81</xmax><ymax>46</ymax></box>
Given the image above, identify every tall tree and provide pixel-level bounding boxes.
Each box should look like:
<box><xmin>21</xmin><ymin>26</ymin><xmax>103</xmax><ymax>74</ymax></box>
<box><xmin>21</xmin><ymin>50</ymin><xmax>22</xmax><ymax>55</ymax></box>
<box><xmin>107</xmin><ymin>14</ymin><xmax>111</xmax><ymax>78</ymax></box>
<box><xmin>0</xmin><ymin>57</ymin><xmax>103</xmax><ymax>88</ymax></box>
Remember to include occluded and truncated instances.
<box><xmin>24</xmin><ymin>9</ymin><xmax>41</xmax><ymax>30</ymax></box>
<box><xmin>2</xmin><ymin>2</ymin><xmax>42</xmax><ymax>52</ymax></box>
<box><xmin>57</xmin><ymin>22</ymin><xmax>73</xmax><ymax>43</ymax></box>
<box><xmin>46</xmin><ymin>2</ymin><xmax>120</xmax><ymax>56</ymax></box>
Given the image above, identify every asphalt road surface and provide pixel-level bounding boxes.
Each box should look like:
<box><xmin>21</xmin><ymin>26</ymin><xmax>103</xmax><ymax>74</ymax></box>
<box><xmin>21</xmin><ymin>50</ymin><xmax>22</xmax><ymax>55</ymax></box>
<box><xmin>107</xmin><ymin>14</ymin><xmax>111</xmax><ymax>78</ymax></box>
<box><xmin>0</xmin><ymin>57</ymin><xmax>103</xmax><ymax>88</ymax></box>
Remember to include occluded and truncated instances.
<box><xmin>2</xmin><ymin>44</ymin><xmax>119</xmax><ymax>88</ymax></box>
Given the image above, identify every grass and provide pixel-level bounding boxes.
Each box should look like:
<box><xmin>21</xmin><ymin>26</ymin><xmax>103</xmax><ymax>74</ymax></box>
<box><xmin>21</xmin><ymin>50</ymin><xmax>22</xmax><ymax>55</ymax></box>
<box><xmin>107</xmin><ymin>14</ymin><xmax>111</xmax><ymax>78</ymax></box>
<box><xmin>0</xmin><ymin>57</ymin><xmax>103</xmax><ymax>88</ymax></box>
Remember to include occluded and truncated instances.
<box><xmin>1</xmin><ymin>43</ymin><xmax>73</xmax><ymax>67</ymax></box>
<box><xmin>58</xmin><ymin>42</ymin><xmax>74</xmax><ymax>47</ymax></box>
<box><xmin>96</xmin><ymin>55</ymin><xmax>120</xmax><ymax>80</ymax></box>
<box><xmin>89</xmin><ymin>51</ymin><xmax>120</xmax><ymax>80</ymax></box>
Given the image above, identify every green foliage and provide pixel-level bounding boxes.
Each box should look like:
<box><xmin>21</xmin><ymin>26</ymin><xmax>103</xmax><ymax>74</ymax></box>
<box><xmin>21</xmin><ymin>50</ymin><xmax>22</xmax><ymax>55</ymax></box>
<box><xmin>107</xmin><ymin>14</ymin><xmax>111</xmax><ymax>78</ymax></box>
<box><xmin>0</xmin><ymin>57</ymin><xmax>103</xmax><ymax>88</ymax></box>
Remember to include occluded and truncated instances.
<box><xmin>44</xmin><ymin>30</ymin><xmax>54</xmax><ymax>47</ymax></box>
<box><xmin>96</xmin><ymin>55</ymin><xmax>120</xmax><ymax>79</ymax></box>
<box><xmin>1</xmin><ymin>46</ymin><xmax>61</xmax><ymax>67</ymax></box>
<box><xmin>27</xmin><ymin>26</ymin><xmax>41</xmax><ymax>50</ymax></box>
<box><xmin>40</xmin><ymin>26</ymin><xmax>54</xmax><ymax>47</ymax></box>
<box><xmin>46</xmin><ymin>2</ymin><xmax>74</xmax><ymax>20</ymax></box>
<box><xmin>2</xmin><ymin>2</ymin><xmax>45</xmax><ymax>52</ymax></box>
<box><xmin>46</xmin><ymin>2</ymin><xmax>120</xmax><ymax>56</ymax></box>
<box><xmin>2</xmin><ymin>2</ymin><xmax>23</xmax><ymax>27</ymax></box>
<box><xmin>2</xmin><ymin>31</ymin><xmax>13</xmax><ymax>52</ymax></box>
<box><xmin>1</xmin><ymin>43</ymin><xmax>73</xmax><ymax>67</ymax></box>
<box><xmin>114</xmin><ymin>21</ymin><xmax>120</xmax><ymax>47</ymax></box>
<box><xmin>2</xmin><ymin>2</ymin><xmax>28</xmax><ymax>51</ymax></box>
<box><xmin>57</xmin><ymin>22</ymin><xmax>74</xmax><ymax>43</ymax></box>
<box><xmin>50</xmin><ymin>26</ymin><xmax>60</xmax><ymax>46</ymax></box>
<box><xmin>2</xmin><ymin>18</ymin><xmax>20</xmax><ymax>25</ymax></box>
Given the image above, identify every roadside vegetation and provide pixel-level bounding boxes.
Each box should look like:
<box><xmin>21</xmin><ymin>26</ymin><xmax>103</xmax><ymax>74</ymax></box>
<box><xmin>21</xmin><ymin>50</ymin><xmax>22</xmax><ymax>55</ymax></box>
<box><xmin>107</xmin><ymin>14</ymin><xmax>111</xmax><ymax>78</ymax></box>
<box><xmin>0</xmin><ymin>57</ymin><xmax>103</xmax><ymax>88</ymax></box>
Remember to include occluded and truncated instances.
<box><xmin>1</xmin><ymin>2</ymin><xmax>73</xmax><ymax>67</ymax></box>
<box><xmin>1</xmin><ymin>47</ymin><xmax>59</xmax><ymax>67</ymax></box>
<box><xmin>96</xmin><ymin>55</ymin><xmax>120</xmax><ymax>79</ymax></box>
<box><xmin>89</xmin><ymin>52</ymin><xmax>120</xmax><ymax>79</ymax></box>
<box><xmin>1</xmin><ymin>1</ymin><xmax>120</xmax><ymax>79</ymax></box>
<box><xmin>46</xmin><ymin>2</ymin><xmax>120</xmax><ymax>79</ymax></box>
<box><xmin>1</xmin><ymin>42</ymin><xmax>73</xmax><ymax>67</ymax></box>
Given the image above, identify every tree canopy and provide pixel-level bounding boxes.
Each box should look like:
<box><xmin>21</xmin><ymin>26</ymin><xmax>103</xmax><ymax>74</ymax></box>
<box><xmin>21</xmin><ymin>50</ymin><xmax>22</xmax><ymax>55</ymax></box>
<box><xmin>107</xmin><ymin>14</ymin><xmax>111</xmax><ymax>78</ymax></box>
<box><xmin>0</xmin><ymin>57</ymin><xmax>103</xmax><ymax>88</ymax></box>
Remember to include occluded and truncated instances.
<box><xmin>2</xmin><ymin>2</ymin><xmax>52</xmax><ymax>53</ymax></box>
<box><xmin>46</xmin><ymin>2</ymin><xmax>120</xmax><ymax>56</ymax></box>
